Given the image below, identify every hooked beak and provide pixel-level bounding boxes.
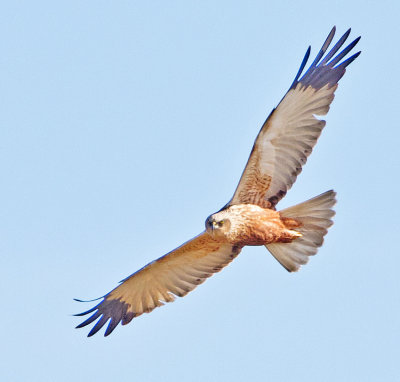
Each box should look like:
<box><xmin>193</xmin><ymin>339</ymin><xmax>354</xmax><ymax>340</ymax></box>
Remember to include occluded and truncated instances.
<box><xmin>206</xmin><ymin>219</ymin><xmax>215</xmax><ymax>233</ymax></box>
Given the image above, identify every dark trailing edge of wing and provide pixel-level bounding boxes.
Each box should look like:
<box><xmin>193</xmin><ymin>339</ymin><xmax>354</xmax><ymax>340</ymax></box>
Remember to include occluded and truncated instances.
<box><xmin>290</xmin><ymin>26</ymin><xmax>361</xmax><ymax>91</ymax></box>
<box><xmin>74</xmin><ymin>296</ymin><xmax>135</xmax><ymax>337</ymax></box>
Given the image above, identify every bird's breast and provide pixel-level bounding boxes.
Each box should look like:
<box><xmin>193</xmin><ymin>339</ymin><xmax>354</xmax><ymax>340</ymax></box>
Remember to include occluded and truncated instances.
<box><xmin>224</xmin><ymin>204</ymin><xmax>298</xmax><ymax>246</ymax></box>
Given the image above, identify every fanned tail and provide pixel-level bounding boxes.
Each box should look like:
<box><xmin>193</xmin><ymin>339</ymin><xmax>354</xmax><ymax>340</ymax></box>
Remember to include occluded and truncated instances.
<box><xmin>266</xmin><ymin>190</ymin><xmax>336</xmax><ymax>272</ymax></box>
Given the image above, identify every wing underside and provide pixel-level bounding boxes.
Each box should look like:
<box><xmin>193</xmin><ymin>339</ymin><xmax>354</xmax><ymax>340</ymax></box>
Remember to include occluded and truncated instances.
<box><xmin>75</xmin><ymin>232</ymin><xmax>242</xmax><ymax>336</ymax></box>
<box><xmin>229</xmin><ymin>27</ymin><xmax>360</xmax><ymax>209</ymax></box>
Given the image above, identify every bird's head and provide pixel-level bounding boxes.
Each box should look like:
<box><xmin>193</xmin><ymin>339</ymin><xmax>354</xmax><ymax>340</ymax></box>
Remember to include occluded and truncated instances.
<box><xmin>205</xmin><ymin>212</ymin><xmax>231</xmax><ymax>237</ymax></box>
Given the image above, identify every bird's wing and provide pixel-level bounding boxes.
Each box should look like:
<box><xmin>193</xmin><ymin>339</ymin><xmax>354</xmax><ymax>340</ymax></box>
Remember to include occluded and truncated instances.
<box><xmin>75</xmin><ymin>232</ymin><xmax>242</xmax><ymax>337</ymax></box>
<box><xmin>229</xmin><ymin>27</ymin><xmax>360</xmax><ymax>209</ymax></box>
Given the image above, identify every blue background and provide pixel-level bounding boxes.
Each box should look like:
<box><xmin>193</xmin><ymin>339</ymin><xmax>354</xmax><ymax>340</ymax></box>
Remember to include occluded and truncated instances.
<box><xmin>2</xmin><ymin>1</ymin><xmax>399</xmax><ymax>381</ymax></box>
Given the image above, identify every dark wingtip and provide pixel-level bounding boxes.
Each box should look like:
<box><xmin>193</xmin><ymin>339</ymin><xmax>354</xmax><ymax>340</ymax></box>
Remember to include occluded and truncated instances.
<box><xmin>73</xmin><ymin>299</ymin><xmax>104</xmax><ymax>317</ymax></box>
<box><xmin>293</xmin><ymin>27</ymin><xmax>361</xmax><ymax>90</ymax></box>
<box><xmin>326</xmin><ymin>26</ymin><xmax>336</xmax><ymax>45</ymax></box>
<box><xmin>74</xmin><ymin>296</ymin><xmax>104</xmax><ymax>303</ymax></box>
<box><xmin>104</xmin><ymin>318</ymin><xmax>119</xmax><ymax>337</ymax></box>
<box><xmin>335</xmin><ymin>50</ymin><xmax>361</xmax><ymax>69</ymax></box>
<box><xmin>75</xmin><ymin>310</ymin><xmax>102</xmax><ymax>329</ymax></box>
<box><xmin>352</xmin><ymin>36</ymin><xmax>361</xmax><ymax>46</ymax></box>
<box><xmin>74</xmin><ymin>297</ymin><xmax>134</xmax><ymax>337</ymax></box>
<box><xmin>320</xmin><ymin>28</ymin><xmax>351</xmax><ymax>66</ymax></box>
<box><xmin>121</xmin><ymin>311</ymin><xmax>135</xmax><ymax>325</ymax></box>
<box><xmin>289</xmin><ymin>45</ymin><xmax>311</xmax><ymax>89</ymax></box>
<box><xmin>327</xmin><ymin>35</ymin><xmax>361</xmax><ymax>67</ymax></box>
<box><xmin>87</xmin><ymin>314</ymin><xmax>110</xmax><ymax>337</ymax></box>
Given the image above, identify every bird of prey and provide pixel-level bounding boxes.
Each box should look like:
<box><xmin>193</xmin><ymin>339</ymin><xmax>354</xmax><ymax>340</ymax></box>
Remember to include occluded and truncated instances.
<box><xmin>75</xmin><ymin>27</ymin><xmax>360</xmax><ymax>337</ymax></box>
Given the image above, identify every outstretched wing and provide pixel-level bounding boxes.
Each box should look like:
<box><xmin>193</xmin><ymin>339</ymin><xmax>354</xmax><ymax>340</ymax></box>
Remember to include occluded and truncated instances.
<box><xmin>75</xmin><ymin>233</ymin><xmax>242</xmax><ymax>337</ymax></box>
<box><xmin>229</xmin><ymin>27</ymin><xmax>360</xmax><ymax>209</ymax></box>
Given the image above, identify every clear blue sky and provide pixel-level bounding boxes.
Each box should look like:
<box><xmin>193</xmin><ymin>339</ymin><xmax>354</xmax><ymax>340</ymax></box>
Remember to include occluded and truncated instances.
<box><xmin>1</xmin><ymin>1</ymin><xmax>399</xmax><ymax>381</ymax></box>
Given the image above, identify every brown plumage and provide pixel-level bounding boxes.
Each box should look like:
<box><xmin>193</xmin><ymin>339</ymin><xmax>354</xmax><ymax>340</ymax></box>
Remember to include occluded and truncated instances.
<box><xmin>206</xmin><ymin>204</ymin><xmax>302</xmax><ymax>246</ymax></box>
<box><xmin>75</xmin><ymin>27</ymin><xmax>360</xmax><ymax>336</ymax></box>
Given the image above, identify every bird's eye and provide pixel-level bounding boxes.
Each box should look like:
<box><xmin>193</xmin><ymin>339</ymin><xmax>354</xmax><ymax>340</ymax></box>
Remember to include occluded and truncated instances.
<box><xmin>218</xmin><ymin>221</ymin><xmax>224</xmax><ymax>227</ymax></box>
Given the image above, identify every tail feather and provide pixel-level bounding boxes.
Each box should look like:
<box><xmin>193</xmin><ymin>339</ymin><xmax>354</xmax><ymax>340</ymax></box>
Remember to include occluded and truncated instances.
<box><xmin>266</xmin><ymin>190</ymin><xmax>336</xmax><ymax>272</ymax></box>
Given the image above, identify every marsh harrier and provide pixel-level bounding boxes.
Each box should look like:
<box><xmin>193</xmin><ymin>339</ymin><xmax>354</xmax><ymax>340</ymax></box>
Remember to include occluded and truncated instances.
<box><xmin>75</xmin><ymin>27</ymin><xmax>360</xmax><ymax>336</ymax></box>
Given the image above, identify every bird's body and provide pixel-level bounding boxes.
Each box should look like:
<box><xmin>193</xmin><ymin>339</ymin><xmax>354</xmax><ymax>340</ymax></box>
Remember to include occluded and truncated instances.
<box><xmin>75</xmin><ymin>27</ymin><xmax>361</xmax><ymax>337</ymax></box>
<box><xmin>206</xmin><ymin>204</ymin><xmax>302</xmax><ymax>246</ymax></box>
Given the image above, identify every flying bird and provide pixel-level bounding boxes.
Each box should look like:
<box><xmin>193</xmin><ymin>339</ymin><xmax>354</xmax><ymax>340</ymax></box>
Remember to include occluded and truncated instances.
<box><xmin>75</xmin><ymin>27</ymin><xmax>360</xmax><ymax>337</ymax></box>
